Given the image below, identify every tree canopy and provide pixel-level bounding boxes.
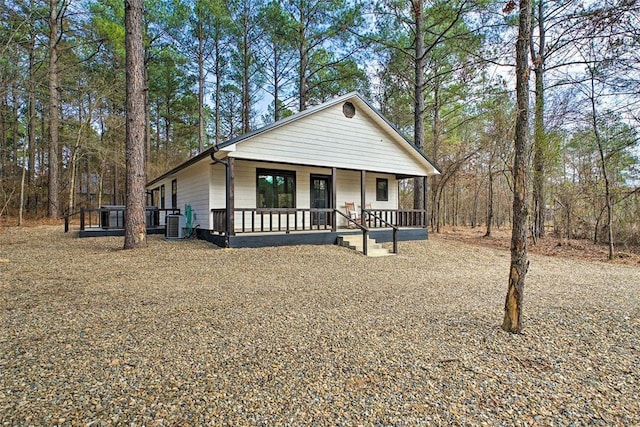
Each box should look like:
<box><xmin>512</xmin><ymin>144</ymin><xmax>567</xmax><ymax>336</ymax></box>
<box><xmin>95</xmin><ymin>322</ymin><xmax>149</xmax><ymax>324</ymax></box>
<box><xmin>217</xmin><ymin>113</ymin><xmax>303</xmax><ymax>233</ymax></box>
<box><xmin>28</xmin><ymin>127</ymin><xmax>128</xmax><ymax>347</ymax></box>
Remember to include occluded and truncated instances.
<box><xmin>0</xmin><ymin>0</ymin><xmax>638</xmax><ymax>249</ymax></box>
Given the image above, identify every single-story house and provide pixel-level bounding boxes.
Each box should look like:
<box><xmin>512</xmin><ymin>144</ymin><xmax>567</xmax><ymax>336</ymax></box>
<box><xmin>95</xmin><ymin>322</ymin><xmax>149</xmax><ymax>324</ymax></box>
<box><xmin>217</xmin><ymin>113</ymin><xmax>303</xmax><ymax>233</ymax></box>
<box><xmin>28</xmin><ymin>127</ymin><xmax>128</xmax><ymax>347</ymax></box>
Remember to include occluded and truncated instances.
<box><xmin>145</xmin><ymin>92</ymin><xmax>440</xmax><ymax>252</ymax></box>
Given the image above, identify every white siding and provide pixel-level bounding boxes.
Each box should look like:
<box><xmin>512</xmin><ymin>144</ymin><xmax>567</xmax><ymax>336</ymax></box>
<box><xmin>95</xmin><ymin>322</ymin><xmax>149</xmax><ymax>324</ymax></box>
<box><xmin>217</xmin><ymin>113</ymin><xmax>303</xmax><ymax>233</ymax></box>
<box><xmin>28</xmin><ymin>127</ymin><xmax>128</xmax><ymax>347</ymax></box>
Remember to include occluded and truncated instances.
<box><xmin>335</xmin><ymin>170</ymin><xmax>397</xmax><ymax>227</ymax></box>
<box><xmin>232</xmin><ymin>160</ymin><xmax>331</xmax><ymax>209</ymax></box>
<box><xmin>173</xmin><ymin>160</ymin><xmax>210</xmax><ymax>229</ymax></box>
<box><xmin>148</xmin><ymin>158</ymin><xmax>402</xmax><ymax>231</ymax></box>
<box><xmin>228</xmin><ymin>104</ymin><xmax>429</xmax><ymax>176</ymax></box>
<box><xmin>211</xmin><ymin>163</ymin><xmax>226</xmax><ymax>208</ymax></box>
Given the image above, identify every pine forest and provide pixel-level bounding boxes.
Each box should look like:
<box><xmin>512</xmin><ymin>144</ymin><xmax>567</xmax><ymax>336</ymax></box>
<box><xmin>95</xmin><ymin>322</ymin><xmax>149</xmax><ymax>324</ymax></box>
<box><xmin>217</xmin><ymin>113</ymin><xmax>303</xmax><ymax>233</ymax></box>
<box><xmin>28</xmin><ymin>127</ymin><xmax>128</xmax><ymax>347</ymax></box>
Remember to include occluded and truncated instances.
<box><xmin>1</xmin><ymin>0</ymin><xmax>639</xmax><ymax>249</ymax></box>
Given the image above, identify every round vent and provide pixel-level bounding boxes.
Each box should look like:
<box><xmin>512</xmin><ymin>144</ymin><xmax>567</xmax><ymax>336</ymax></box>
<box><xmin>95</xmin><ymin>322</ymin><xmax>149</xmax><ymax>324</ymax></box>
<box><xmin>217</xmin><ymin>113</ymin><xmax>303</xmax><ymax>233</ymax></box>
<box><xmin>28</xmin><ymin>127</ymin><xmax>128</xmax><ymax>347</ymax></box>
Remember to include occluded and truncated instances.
<box><xmin>343</xmin><ymin>102</ymin><xmax>356</xmax><ymax>118</ymax></box>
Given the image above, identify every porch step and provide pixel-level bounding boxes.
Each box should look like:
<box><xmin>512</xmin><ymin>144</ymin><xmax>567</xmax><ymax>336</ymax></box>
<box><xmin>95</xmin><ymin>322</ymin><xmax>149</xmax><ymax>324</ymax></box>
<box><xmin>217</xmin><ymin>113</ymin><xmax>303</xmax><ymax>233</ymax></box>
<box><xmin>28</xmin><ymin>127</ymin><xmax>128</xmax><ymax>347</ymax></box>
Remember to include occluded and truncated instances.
<box><xmin>337</xmin><ymin>234</ymin><xmax>394</xmax><ymax>257</ymax></box>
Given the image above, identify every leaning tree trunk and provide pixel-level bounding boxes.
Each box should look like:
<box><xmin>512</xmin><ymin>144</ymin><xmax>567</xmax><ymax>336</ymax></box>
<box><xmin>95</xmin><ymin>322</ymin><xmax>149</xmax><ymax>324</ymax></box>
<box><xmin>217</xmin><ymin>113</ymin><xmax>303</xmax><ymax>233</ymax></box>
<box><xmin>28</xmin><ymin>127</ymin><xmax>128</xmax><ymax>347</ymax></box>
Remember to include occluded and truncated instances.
<box><xmin>503</xmin><ymin>0</ymin><xmax>532</xmax><ymax>334</ymax></box>
<box><xmin>124</xmin><ymin>0</ymin><xmax>147</xmax><ymax>249</ymax></box>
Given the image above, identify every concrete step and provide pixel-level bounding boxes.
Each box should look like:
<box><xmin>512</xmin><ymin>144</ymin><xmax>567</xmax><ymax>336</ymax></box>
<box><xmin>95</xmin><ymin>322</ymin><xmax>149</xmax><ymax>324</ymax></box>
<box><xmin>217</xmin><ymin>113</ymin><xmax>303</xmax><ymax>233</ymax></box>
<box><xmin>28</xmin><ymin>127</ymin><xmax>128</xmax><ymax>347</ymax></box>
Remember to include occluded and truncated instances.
<box><xmin>337</xmin><ymin>235</ymin><xmax>382</xmax><ymax>250</ymax></box>
<box><xmin>337</xmin><ymin>234</ymin><xmax>393</xmax><ymax>257</ymax></box>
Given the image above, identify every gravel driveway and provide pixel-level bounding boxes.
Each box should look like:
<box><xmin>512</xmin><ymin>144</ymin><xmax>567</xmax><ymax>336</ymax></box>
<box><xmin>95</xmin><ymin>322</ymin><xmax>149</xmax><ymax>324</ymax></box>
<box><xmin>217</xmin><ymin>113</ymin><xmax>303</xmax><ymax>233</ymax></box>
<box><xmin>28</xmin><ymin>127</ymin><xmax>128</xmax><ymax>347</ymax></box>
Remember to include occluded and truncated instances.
<box><xmin>1</xmin><ymin>226</ymin><xmax>639</xmax><ymax>426</ymax></box>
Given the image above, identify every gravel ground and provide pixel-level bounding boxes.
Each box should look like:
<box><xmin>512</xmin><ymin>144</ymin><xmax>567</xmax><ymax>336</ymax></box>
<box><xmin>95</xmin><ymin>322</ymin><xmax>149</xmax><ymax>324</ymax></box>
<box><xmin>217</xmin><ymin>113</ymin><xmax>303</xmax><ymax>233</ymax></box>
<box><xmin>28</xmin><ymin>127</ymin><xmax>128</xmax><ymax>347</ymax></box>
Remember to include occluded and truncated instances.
<box><xmin>1</xmin><ymin>226</ymin><xmax>639</xmax><ymax>426</ymax></box>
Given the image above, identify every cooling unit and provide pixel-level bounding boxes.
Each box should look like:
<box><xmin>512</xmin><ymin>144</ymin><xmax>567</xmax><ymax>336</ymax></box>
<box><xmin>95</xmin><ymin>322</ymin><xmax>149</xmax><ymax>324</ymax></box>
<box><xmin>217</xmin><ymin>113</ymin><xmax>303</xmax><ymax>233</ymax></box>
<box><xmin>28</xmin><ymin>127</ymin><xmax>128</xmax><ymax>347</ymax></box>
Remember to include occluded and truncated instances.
<box><xmin>166</xmin><ymin>214</ymin><xmax>186</xmax><ymax>239</ymax></box>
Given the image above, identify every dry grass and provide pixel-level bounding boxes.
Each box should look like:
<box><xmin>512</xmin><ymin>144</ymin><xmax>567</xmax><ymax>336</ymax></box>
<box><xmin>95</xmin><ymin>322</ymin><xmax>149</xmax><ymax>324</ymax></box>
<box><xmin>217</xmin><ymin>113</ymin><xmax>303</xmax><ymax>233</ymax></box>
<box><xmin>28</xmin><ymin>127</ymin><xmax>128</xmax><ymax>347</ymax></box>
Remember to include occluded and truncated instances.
<box><xmin>1</xmin><ymin>226</ymin><xmax>639</xmax><ymax>425</ymax></box>
<box><xmin>438</xmin><ymin>225</ymin><xmax>640</xmax><ymax>265</ymax></box>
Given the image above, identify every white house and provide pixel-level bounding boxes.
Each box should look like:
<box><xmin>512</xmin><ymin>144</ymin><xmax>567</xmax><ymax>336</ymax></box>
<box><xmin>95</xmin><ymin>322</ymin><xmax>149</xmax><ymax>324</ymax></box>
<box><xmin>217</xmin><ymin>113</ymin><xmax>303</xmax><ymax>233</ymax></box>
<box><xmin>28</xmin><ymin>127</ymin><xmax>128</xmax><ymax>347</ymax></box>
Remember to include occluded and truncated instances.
<box><xmin>145</xmin><ymin>92</ymin><xmax>440</xmax><ymax>250</ymax></box>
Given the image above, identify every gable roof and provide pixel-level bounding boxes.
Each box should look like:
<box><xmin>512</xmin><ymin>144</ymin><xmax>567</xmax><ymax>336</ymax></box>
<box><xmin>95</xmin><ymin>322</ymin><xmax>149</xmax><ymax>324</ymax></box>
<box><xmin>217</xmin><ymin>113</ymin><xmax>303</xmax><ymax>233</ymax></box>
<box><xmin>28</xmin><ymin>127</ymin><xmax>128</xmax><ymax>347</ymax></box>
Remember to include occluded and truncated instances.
<box><xmin>147</xmin><ymin>92</ymin><xmax>440</xmax><ymax>187</ymax></box>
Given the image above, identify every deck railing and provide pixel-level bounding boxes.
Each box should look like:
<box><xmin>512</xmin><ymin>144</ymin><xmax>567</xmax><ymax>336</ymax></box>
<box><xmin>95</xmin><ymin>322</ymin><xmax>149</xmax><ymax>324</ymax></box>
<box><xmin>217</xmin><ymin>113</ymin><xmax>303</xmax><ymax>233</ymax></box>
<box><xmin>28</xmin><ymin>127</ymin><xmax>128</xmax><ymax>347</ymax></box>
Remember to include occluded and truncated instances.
<box><xmin>75</xmin><ymin>207</ymin><xmax>180</xmax><ymax>231</ymax></box>
<box><xmin>211</xmin><ymin>208</ymin><xmax>425</xmax><ymax>236</ymax></box>
<box><xmin>362</xmin><ymin>209</ymin><xmax>426</xmax><ymax>228</ymax></box>
<box><xmin>211</xmin><ymin>208</ymin><xmax>334</xmax><ymax>234</ymax></box>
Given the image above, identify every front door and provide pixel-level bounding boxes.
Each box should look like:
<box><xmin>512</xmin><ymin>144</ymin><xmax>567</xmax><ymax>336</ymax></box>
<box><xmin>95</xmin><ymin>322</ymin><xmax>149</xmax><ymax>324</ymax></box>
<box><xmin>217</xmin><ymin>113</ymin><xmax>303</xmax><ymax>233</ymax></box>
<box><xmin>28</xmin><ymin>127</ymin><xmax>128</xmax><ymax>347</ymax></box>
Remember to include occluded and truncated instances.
<box><xmin>310</xmin><ymin>175</ymin><xmax>331</xmax><ymax>226</ymax></box>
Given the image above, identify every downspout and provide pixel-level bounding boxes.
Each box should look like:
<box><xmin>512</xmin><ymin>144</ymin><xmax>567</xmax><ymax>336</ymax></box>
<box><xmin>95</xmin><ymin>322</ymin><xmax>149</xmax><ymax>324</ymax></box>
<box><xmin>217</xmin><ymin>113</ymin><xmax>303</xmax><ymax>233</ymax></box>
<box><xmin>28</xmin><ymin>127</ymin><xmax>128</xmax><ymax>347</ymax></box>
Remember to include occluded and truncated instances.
<box><xmin>210</xmin><ymin>149</ymin><xmax>231</xmax><ymax>247</ymax></box>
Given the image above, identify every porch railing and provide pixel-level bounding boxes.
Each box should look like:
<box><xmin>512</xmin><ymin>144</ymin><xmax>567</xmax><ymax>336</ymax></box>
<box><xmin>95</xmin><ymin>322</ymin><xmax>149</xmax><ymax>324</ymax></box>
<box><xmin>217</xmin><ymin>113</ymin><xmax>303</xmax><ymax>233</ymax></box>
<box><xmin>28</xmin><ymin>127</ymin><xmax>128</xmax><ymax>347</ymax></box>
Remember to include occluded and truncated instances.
<box><xmin>362</xmin><ymin>209</ymin><xmax>426</xmax><ymax>228</ymax></box>
<box><xmin>211</xmin><ymin>208</ymin><xmax>426</xmax><ymax>235</ymax></box>
<box><xmin>75</xmin><ymin>206</ymin><xmax>180</xmax><ymax>231</ymax></box>
<box><xmin>211</xmin><ymin>208</ymin><xmax>334</xmax><ymax>234</ymax></box>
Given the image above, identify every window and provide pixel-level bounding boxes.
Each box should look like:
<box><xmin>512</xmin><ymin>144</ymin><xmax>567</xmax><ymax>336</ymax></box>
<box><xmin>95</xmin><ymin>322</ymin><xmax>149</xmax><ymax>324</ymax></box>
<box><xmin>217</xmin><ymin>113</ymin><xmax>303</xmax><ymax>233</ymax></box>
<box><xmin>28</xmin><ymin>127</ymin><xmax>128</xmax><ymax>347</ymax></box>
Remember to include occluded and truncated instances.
<box><xmin>257</xmin><ymin>169</ymin><xmax>296</xmax><ymax>208</ymax></box>
<box><xmin>171</xmin><ymin>179</ymin><xmax>177</xmax><ymax>209</ymax></box>
<box><xmin>160</xmin><ymin>185</ymin><xmax>165</xmax><ymax>208</ymax></box>
<box><xmin>376</xmin><ymin>178</ymin><xmax>388</xmax><ymax>201</ymax></box>
<box><xmin>147</xmin><ymin>190</ymin><xmax>155</xmax><ymax>207</ymax></box>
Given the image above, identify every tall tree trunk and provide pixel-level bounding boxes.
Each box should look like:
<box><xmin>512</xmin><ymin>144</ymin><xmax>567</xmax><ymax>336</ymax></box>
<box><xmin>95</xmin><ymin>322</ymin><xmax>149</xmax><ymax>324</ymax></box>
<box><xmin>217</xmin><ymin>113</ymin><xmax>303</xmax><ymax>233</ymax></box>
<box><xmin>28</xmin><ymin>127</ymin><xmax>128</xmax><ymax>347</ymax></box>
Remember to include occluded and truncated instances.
<box><xmin>48</xmin><ymin>0</ymin><xmax>61</xmax><ymax>218</ymax></box>
<box><xmin>412</xmin><ymin>0</ymin><xmax>426</xmax><ymax>211</ymax></box>
<box><xmin>144</xmin><ymin>66</ymin><xmax>151</xmax><ymax>179</ymax></box>
<box><xmin>28</xmin><ymin>23</ymin><xmax>36</xmax><ymax>211</ymax></box>
<box><xmin>297</xmin><ymin>4</ymin><xmax>308</xmax><ymax>112</ymax></box>
<box><xmin>241</xmin><ymin>0</ymin><xmax>251</xmax><ymax>133</ymax></box>
<box><xmin>590</xmin><ymin>73</ymin><xmax>614</xmax><ymax>260</ymax></box>
<box><xmin>198</xmin><ymin>21</ymin><xmax>206</xmax><ymax>152</ymax></box>
<box><xmin>566</xmin><ymin>201</ymin><xmax>571</xmax><ymax>239</ymax></box>
<box><xmin>298</xmin><ymin>32</ymin><xmax>308</xmax><ymax>111</ymax></box>
<box><xmin>19</xmin><ymin>158</ymin><xmax>26</xmax><ymax>226</ymax></box>
<box><xmin>98</xmin><ymin>160</ymin><xmax>105</xmax><ymax>208</ymax></box>
<box><xmin>214</xmin><ymin>34</ymin><xmax>222</xmax><ymax>145</ymax></box>
<box><xmin>12</xmin><ymin>88</ymin><xmax>19</xmax><ymax>178</ymax></box>
<box><xmin>503</xmin><ymin>0</ymin><xmax>532</xmax><ymax>334</ymax></box>
<box><xmin>531</xmin><ymin>0</ymin><xmax>546</xmax><ymax>240</ymax></box>
<box><xmin>485</xmin><ymin>168</ymin><xmax>494</xmax><ymax>237</ymax></box>
<box><xmin>124</xmin><ymin>0</ymin><xmax>147</xmax><ymax>249</ymax></box>
<box><xmin>68</xmin><ymin>107</ymin><xmax>84</xmax><ymax>214</ymax></box>
<box><xmin>113</xmin><ymin>163</ymin><xmax>119</xmax><ymax>204</ymax></box>
<box><xmin>0</xmin><ymin>94</ymin><xmax>6</xmax><ymax>181</ymax></box>
<box><xmin>273</xmin><ymin>50</ymin><xmax>280</xmax><ymax>122</ymax></box>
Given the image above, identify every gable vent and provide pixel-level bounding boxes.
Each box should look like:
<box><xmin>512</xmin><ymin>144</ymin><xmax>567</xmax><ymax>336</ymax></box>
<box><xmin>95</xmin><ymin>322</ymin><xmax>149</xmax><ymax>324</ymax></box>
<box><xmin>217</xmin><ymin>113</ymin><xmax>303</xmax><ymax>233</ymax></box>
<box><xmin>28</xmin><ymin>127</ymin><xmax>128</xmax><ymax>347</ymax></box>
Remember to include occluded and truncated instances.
<box><xmin>343</xmin><ymin>102</ymin><xmax>356</xmax><ymax>118</ymax></box>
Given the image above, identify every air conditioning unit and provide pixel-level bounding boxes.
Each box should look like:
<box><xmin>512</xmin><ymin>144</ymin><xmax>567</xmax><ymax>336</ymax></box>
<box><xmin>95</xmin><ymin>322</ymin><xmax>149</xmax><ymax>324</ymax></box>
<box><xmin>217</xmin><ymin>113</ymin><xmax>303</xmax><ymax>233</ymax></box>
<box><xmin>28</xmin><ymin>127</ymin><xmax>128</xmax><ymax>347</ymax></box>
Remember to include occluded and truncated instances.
<box><xmin>166</xmin><ymin>214</ymin><xmax>186</xmax><ymax>239</ymax></box>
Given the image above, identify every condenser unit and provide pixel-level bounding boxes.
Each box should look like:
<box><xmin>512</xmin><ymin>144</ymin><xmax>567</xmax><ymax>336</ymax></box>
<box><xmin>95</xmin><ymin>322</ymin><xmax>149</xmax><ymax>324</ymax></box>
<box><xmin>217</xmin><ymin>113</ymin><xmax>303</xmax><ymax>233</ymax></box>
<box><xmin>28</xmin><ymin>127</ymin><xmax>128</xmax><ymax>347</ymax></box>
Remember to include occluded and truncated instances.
<box><xmin>165</xmin><ymin>214</ymin><xmax>186</xmax><ymax>239</ymax></box>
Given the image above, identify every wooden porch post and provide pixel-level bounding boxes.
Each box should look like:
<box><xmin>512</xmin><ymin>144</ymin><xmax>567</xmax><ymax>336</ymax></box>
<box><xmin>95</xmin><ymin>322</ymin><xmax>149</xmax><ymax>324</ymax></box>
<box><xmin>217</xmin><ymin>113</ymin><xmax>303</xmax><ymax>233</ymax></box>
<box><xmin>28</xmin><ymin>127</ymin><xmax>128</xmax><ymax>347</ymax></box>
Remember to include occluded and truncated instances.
<box><xmin>331</xmin><ymin>167</ymin><xmax>337</xmax><ymax>232</ymax></box>
<box><xmin>227</xmin><ymin>157</ymin><xmax>235</xmax><ymax>236</ymax></box>
<box><xmin>360</xmin><ymin>170</ymin><xmax>366</xmax><ymax>221</ymax></box>
<box><xmin>423</xmin><ymin>176</ymin><xmax>428</xmax><ymax>228</ymax></box>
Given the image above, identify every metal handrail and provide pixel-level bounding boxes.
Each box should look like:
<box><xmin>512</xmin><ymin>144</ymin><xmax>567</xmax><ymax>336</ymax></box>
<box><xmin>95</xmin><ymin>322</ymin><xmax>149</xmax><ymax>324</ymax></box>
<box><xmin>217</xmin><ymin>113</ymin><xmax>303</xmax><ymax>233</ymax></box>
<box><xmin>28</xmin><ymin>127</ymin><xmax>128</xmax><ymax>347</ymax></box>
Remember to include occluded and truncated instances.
<box><xmin>363</xmin><ymin>209</ymin><xmax>398</xmax><ymax>254</ymax></box>
<box><xmin>335</xmin><ymin>209</ymin><xmax>369</xmax><ymax>255</ymax></box>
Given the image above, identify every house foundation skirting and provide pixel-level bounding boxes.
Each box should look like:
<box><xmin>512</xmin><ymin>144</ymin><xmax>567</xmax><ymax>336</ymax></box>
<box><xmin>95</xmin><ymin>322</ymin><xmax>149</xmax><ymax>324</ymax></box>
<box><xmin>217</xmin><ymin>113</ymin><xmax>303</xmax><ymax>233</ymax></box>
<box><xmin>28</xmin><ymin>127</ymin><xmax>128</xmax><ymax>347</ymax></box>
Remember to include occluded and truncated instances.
<box><xmin>196</xmin><ymin>228</ymin><xmax>428</xmax><ymax>249</ymax></box>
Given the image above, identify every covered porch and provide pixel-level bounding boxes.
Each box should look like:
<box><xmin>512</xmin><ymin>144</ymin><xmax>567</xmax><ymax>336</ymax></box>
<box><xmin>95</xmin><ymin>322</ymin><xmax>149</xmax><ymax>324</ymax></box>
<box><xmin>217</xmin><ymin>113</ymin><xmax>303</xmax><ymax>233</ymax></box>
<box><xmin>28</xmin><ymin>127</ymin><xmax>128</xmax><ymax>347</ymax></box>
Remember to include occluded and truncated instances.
<box><xmin>206</xmin><ymin>155</ymin><xmax>429</xmax><ymax>253</ymax></box>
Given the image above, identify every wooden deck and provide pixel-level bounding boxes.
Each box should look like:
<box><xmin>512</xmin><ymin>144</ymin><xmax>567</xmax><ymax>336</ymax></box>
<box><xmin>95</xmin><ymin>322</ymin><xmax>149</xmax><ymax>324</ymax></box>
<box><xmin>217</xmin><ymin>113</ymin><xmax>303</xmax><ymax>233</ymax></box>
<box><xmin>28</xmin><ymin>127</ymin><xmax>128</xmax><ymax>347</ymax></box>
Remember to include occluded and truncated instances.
<box><xmin>78</xmin><ymin>227</ymin><xmax>167</xmax><ymax>238</ymax></box>
<box><xmin>67</xmin><ymin>207</ymin><xmax>181</xmax><ymax>237</ymax></box>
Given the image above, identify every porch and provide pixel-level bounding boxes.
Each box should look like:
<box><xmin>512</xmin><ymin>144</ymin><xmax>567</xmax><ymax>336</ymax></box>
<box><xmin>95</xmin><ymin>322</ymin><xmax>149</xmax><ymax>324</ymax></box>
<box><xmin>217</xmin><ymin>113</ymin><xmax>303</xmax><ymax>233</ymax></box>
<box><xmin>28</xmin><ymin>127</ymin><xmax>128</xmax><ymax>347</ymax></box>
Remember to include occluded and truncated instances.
<box><xmin>210</xmin><ymin>207</ymin><xmax>426</xmax><ymax>234</ymax></box>
<box><xmin>205</xmin><ymin>207</ymin><xmax>428</xmax><ymax>254</ymax></box>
